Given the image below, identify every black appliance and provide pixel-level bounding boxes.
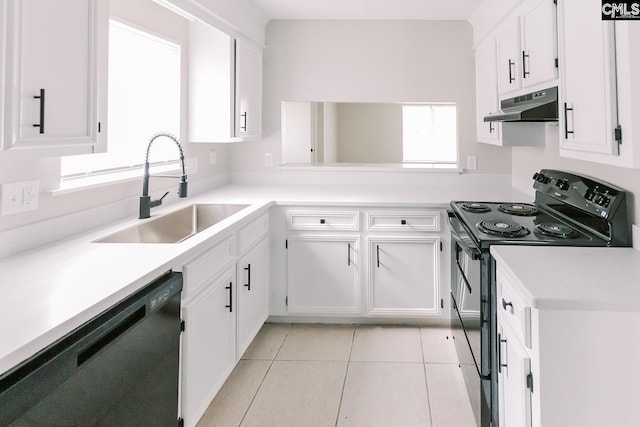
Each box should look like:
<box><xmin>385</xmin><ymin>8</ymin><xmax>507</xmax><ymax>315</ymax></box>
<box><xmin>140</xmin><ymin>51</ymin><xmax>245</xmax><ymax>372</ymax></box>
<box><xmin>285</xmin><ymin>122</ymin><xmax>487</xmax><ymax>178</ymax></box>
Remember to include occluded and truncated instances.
<box><xmin>0</xmin><ymin>271</ymin><xmax>183</xmax><ymax>426</ymax></box>
<box><xmin>448</xmin><ymin>169</ymin><xmax>631</xmax><ymax>427</ymax></box>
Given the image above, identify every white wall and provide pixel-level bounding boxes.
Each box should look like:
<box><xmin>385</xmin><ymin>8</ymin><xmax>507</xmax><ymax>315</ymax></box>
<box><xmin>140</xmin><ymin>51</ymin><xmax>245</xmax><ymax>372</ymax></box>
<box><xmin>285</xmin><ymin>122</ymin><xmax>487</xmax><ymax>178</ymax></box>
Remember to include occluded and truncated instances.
<box><xmin>337</xmin><ymin>103</ymin><xmax>402</xmax><ymax>163</ymax></box>
<box><xmin>230</xmin><ymin>20</ymin><xmax>512</xmax><ymax>178</ymax></box>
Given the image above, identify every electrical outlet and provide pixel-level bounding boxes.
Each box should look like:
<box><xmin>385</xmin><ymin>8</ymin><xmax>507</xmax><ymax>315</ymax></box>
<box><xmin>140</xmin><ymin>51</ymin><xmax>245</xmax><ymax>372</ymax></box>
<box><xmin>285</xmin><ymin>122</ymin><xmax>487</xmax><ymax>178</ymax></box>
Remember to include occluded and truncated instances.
<box><xmin>264</xmin><ymin>153</ymin><xmax>273</xmax><ymax>167</ymax></box>
<box><xmin>209</xmin><ymin>149</ymin><xmax>217</xmax><ymax>166</ymax></box>
<box><xmin>466</xmin><ymin>155</ymin><xmax>478</xmax><ymax>170</ymax></box>
<box><xmin>0</xmin><ymin>180</ymin><xmax>39</xmax><ymax>216</ymax></box>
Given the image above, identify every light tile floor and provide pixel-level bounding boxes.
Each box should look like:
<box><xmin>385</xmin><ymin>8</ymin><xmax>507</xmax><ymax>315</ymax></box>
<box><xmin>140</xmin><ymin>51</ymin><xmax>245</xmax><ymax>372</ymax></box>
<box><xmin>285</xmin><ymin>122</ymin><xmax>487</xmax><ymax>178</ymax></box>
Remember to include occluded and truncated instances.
<box><xmin>197</xmin><ymin>323</ymin><xmax>476</xmax><ymax>427</ymax></box>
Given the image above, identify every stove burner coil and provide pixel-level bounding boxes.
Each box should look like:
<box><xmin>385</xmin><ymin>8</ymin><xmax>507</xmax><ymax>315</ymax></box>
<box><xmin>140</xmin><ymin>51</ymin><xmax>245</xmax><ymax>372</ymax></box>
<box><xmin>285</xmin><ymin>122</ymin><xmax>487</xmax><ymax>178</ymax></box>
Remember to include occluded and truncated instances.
<box><xmin>536</xmin><ymin>222</ymin><xmax>576</xmax><ymax>239</ymax></box>
<box><xmin>461</xmin><ymin>202</ymin><xmax>491</xmax><ymax>213</ymax></box>
<box><xmin>497</xmin><ymin>203</ymin><xmax>538</xmax><ymax>216</ymax></box>
<box><xmin>477</xmin><ymin>219</ymin><xmax>530</xmax><ymax>237</ymax></box>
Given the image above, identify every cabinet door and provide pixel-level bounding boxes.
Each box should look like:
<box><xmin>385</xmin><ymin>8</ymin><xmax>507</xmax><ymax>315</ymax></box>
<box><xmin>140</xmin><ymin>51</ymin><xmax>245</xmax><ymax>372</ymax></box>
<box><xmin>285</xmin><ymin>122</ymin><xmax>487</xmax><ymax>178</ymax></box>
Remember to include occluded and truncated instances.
<box><xmin>498</xmin><ymin>323</ymin><xmax>532</xmax><ymax>427</ymax></box>
<box><xmin>237</xmin><ymin>238</ymin><xmax>269</xmax><ymax>357</ymax></box>
<box><xmin>187</xmin><ymin>20</ymin><xmax>234</xmax><ymax>143</ymax></box>
<box><xmin>475</xmin><ymin>37</ymin><xmax>502</xmax><ymax>144</ymax></box>
<box><xmin>520</xmin><ymin>0</ymin><xmax>558</xmax><ymax>88</ymax></box>
<box><xmin>235</xmin><ymin>39</ymin><xmax>262</xmax><ymax>140</ymax></box>
<box><xmin>369</xmin><ymin>238</ymin><xmax>440</xmax><ymax>316</ymax></box>
<box><xmin>2</xmin><ymin>0</ymin><xmax>107</xmax><ymax>153</ymax></box>
<box><xmin>496</xmin><ymin>17</ymin><xmax>521</xmax><ymax>96</ymax></box>
<box><xmin>287</xmin><ymin>235</ymin><xmax>360</xmax><ymax>314</ymax></box>
<box><xmin>181</xmin><ymin>270</ymin><xmax>236</xmax><ymax>427</ymax></box>
<box><xmin>558</xmin><ymin>0</ymin><xmax>619</xmax><ymax>156</ymax></box>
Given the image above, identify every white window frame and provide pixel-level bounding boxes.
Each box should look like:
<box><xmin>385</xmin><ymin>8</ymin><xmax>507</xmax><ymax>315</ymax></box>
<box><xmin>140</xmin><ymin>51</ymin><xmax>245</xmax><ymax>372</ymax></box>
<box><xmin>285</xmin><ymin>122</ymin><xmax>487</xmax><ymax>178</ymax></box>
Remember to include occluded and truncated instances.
<box><xmin>58</xmin><ymin>19</ymin><xmax>183</xmax><ymax>192</ymax></box>
<box><xmin>402</xmin><ymin>103</ymin><xmax>458</xmax><ymax>165</ymax></box>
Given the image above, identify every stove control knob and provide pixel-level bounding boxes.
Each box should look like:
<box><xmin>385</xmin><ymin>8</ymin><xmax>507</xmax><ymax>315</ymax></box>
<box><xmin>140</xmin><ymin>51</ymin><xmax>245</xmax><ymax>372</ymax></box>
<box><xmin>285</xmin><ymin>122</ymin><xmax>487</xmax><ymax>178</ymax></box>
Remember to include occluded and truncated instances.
<box><xmin>533</xmin><ymin>173</ymin><xmax>550</xmax><ymax>184</ymax></box>
<box><xmin>555</xmin><ymin>179</ymin><xmax>570</xmax><ymax>191</ymax></box>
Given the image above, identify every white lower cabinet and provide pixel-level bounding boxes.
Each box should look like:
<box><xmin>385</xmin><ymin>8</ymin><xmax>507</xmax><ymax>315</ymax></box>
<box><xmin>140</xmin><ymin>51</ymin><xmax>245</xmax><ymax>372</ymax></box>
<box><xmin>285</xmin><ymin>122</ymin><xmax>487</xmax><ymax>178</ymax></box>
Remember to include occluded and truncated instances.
<box><xmin>496</xmin><ymin>261</ymin><xmax>640</xmax><ymax>426</ymax></box>
<box><xmin>287</xmin><ymin>235</ymin><xmax>360</xmax><ymax>314</ymax></box>
<box><xmin>281</xmin><ymin>207</ymin><xmax>446</xmax><ymax>319</ymax></box>
<box><xmin>236</xmin><ymin>237</ymin><xmax>269</xmax><ymax>356</ymax></box>
<box><xmin>497</xmin><ymin>322</ymin><xmax>532</xmax><ymax>427</ymax></box>
<box><xmin>368</xmin><ymin>237</ymin><xmax>440</xmax><ymax>316</ymax></box>
<box><xmin>181</xmin><ymin>267</ymin><xmax>236</xmax><ymax>427</ymax></box>
<box><xmin>179</xmin><ymin>212</ymin><xmax>270</xmax><ymax>426</ymax></box>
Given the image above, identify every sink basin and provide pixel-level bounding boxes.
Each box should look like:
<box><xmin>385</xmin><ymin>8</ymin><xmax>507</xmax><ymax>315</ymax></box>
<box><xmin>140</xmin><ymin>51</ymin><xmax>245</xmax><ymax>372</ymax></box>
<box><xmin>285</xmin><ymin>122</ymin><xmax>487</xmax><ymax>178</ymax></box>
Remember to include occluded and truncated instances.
<box><xmin>94</xmin><ymin>203</ymin><xmax>250</xmax><ymax>244</ymax></box>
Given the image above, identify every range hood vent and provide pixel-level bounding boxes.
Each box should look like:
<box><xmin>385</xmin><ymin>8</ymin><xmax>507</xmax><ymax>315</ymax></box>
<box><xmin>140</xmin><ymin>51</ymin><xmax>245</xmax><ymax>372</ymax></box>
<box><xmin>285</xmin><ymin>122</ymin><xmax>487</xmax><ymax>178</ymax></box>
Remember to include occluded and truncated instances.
<box><xmin>484</xmin><ymin>87</ymin><xmax>558</xmax><ymax>122</ymax></box>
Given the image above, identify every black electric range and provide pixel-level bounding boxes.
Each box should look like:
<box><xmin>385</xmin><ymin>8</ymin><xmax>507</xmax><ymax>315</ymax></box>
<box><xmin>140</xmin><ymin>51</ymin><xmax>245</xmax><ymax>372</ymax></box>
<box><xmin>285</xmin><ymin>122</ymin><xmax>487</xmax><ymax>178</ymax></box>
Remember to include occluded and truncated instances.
<box><xmin>447</xmin><ymin>169</ymin><xmax>631</xmax><ymax>427</ymax></box>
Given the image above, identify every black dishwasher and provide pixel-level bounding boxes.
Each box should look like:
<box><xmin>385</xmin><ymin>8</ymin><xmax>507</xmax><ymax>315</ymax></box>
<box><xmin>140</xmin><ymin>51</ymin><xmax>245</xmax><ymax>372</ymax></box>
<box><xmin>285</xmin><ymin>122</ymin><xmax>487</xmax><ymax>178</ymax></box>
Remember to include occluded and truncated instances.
<box><xmin>0</xmin><ymin>271</ymin><xmax>183</xmax><ymax>426</ymax></box>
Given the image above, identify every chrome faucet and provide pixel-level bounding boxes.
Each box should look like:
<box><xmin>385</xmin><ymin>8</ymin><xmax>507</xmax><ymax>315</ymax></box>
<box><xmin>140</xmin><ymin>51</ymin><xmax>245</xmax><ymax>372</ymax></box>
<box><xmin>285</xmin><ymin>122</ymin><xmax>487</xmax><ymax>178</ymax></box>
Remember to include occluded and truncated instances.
<box><xmin>139</xmin><ymin>132</ymin><xmax>188</xmax><ymax>219</ymax></box>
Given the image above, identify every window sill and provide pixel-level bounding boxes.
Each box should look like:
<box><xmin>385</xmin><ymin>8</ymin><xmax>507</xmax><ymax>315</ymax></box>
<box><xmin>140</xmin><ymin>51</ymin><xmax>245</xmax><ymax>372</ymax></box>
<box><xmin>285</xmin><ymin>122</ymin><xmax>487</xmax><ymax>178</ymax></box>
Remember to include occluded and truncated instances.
<box><xmin>278</xmin><ymin>163</ymin><xmax>463</xmax><ymax>173</ymax></box>
<box><xmin>51</xmin><ymin>163</ymin><xmax>180</xmax><ymax>196</ymax></box>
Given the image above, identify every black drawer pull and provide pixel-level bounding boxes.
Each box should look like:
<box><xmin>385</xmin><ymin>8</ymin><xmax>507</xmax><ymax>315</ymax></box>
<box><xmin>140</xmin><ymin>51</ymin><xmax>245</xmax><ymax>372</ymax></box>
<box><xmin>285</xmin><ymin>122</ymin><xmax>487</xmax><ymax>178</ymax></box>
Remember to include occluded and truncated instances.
<box><xmin>320</xmin><ymin>218</ymin><xmax>325</xmax><ymax>224</ymax></box>
<box><xmin>33</xmin><ymin>88</ymin><xmax>45</xmax><ymax>133</ymax></box>
<box><xmin>244</xmin><ymin>264</ymin><xmax>251</xmax><ymax>290</ymax></box>
<box><xmin>502</xmin><ymin>298</ymin><xmax>513</xmax><ymax>311</ymax></box>
<box><xmin>225</xmin><ymin>282</ymin><xmax>233</xmax><ymax>312</ymax></box>
<box><xmin>401</xmin><ymin>219</ymin><xmax>407</xmax><ymax>225</ymax></box>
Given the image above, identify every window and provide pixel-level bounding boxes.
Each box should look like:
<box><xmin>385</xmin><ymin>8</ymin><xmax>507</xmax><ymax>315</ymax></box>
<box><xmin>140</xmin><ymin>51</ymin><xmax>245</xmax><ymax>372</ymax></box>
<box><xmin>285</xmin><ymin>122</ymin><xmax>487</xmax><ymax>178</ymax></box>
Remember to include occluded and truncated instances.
<box><xmin>61</xmin><ymin>20</ymin><xmax>181</xmax><ymax>184</ymax></box>
<box><xmin>402</xmin><ymin>104</ymin><xmax>457</xmax><ymax>164</ymax></box>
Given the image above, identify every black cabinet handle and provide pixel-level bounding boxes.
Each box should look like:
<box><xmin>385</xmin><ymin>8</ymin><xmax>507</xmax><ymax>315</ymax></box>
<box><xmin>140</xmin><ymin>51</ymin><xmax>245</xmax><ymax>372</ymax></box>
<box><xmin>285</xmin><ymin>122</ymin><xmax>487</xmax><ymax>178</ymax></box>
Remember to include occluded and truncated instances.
<box><xmin>489</xmin><ymin>122</ymin><xmax>495</xmax><ymax>133</ymax></box>
<box><xmin>244</xmin><ymin>265</ymin><xmax>251</xmax><ymax>290</ymax></box>
<box><xmin>376</xmin><ymin>244</ymin><xmax>380</xmax><ymax>268</ymax></box>
<box><xmin>225</xmin><ymin>282</ymin><xmax>233</xmax><ymax>312</ymax></box>
<box><xmin>33</xmin><ymin>88</ymin><xmax>45</xmax><ymax>134</ymax></box>
<box><xmin>401</xmin><ymin>219</ymin><xmax>407</xmax><ymax>225</ymax></box>
<box><xmin>498</xmin><ymin>333</ymin><xmax>508</xmax><ymax>373</ymax></box>
<box><xmin>522</xmin><ymin>51</ymin><xmax>530</xmax><ymax>78</ymax></box>
<box><xmin>347</xmin><ymin>243</ymin><xmax>351</xmax><ymax>266</ymax></box>
<box><xmin>240</xmin><ymin>112</ymin><xmax>247</xmax><ymax>132</ymax></box>
<box><xmin>508</xmin><ymin>59</ymin><xmax>515</xmax><ymax>83</ymax></box>
<box><xmin>502</xmin><ymin>298</ymin><xmax>513</xmax><ymax>311</ymax></box>
<box><xmin>320</xmin><ymin>218</ymin><xmax>325</xmax><ymax>224</ymax></box>
<box><xmin>564</xmin><ymin>103</ymin><xmax>574</xmax><ymax>139</ymax></box>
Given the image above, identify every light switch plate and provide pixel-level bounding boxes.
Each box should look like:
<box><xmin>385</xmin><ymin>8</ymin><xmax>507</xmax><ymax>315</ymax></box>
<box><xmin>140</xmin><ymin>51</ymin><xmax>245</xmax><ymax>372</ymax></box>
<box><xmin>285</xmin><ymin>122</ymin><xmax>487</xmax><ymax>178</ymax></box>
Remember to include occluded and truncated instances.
<box><xmin>1</xmin><ymin>180</ymin><xmax>40</xmax><ymax>216</ymax></box>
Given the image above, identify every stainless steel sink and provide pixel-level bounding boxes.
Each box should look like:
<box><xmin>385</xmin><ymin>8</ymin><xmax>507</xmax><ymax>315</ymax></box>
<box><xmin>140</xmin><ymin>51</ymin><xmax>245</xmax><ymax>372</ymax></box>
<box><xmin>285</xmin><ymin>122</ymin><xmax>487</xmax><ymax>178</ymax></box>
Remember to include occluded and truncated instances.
<box><xmin>94</xmin><ymin>203</ymin><xmax>250</xmax><ymax>244</ymax></box>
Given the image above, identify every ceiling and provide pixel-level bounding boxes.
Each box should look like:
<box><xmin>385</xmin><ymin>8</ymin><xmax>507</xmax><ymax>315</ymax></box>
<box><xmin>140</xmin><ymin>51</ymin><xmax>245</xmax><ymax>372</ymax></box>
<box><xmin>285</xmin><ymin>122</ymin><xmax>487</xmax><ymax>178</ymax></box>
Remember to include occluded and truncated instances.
<box><xmin>246</xmin><ymin>0</ymin><xmax>480</xmax><ymax>21</ymax></box>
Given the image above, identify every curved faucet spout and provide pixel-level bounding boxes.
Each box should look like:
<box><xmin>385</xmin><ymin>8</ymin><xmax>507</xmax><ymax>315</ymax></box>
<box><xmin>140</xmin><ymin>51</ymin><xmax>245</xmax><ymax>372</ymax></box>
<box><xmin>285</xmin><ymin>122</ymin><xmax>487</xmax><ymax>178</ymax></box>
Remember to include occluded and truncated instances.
<box><xmin>139</xmin><ymin>132</ymin><xmax>188</xmax><ymax>219</ymax></box>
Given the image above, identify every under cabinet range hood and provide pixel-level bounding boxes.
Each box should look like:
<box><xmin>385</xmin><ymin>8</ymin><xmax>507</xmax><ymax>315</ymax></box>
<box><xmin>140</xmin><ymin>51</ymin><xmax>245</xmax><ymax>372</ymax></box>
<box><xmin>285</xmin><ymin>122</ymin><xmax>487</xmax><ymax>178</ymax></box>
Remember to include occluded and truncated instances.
<box><xmin>484</xmin><ymin>87</ymin><xmax>558</xmax><ymax>122</ymax></box>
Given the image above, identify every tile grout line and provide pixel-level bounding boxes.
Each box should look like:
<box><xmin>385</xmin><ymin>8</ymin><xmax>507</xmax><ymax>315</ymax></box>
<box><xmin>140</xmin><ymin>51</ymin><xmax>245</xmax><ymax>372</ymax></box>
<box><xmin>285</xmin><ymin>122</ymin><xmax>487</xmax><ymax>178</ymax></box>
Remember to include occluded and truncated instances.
<box><xmin>419</xmin><ymin>327</ymin><xmax>436</xmax><ymax>427</ymax></box>
<box><xmin>334</xmin><ymin>325</ymin><xmax>357</xmax><ymax>427</ymax></box>
<box><xmin>237</xmin><ymin>323</ymin><xmax>292</xmax><ymax>427</ymax></box>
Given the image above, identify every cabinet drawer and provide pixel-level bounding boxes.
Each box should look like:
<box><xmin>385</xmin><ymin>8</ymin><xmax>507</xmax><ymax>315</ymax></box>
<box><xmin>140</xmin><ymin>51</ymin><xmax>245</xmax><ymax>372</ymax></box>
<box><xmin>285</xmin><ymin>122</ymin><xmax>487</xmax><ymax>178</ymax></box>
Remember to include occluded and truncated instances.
<box><xmin>238</xmin><ymin>213</ymin><xmax>268</xmax><ymax>254</ymax></box>
<box><xmin>287</xmin><ymin>210</ymin><xmax>359</xmax><ymax>231</ymax></box>
<box><xmin>497</xmin><ymin>268</ymin><xmax>532</xmax><ymax>348</ymax></box>
<box><xmin>367</xmin><ymin>211</ymin><xmax>440</xmax><ymax>232</ymax></box>
<box><xmin>182</xmin><ymin>237</ymin><xmax>234</xmax><ymax>301</ymax></box>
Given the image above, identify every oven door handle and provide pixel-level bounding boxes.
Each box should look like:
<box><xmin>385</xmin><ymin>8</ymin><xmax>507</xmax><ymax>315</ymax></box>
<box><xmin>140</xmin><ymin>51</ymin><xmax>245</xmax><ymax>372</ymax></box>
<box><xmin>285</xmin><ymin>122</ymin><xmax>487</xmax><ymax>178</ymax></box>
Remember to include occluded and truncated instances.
<box><xmin>447</xmin><ymin>212</ymin><xmax>482</xmax><ymax>260</ymax></box>
<box><xmin>455</xmin><ymin>258</ymin><xmax>474</xmax><ymax>295</ymax></box>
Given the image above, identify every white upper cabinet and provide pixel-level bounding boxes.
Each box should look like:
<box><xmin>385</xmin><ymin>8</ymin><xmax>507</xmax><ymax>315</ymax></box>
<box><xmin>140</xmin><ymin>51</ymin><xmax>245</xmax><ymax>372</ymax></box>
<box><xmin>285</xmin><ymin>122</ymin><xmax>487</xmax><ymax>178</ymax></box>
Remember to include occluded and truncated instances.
<box><xmin>556</xmin><ymin>0</ymin><xmax>640</xmax><ymax>167</ymax></box>
<box><xmin>496</xmin><ymin>17</ymin><xmax>522</xmax><ymax>96</ymax></box>
<box><xmin>520</xmin><ymin>0</ymin><xmax>558</xmax><ymax>88</ymax></box>
<box><xmin>188</xmin><ymin>20</ymin><xmax>262</xmax><ymax>143</ymax></box>
<box><xmin>475</xmin><ymin>37</ymin><xmax>502</xmax><ymax>144</ymax></box>
<box><xmin>234</xmin><ymin>39</ymin><xmax>262</xmax><ymax>140</ymax></box>
<box><xmin>496</xmin><ymin>0</ymin><xmax>557</xmax><ymax>97</ymax></box>
<box><xmin>558</xmin><ymin>0</ymin><xmax>618</xmax><ymax>155</ymax></box>
<box><xmin>1</xmin><ymin>0</ymin><xmax>108</xmax><ymax>154</ymax></box>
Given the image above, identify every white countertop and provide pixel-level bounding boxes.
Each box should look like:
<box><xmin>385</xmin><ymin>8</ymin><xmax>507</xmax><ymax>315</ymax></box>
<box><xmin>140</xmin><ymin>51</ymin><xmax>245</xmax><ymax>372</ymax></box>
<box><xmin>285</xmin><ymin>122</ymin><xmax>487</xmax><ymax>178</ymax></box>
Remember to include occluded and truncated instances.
<box><xmin>491</xmin><ymin>245</ymin><xmax>640</xmax><ymax>311</ymax></box>
<box><xmin>0</xmin><ymin>182</ymin><xmax>528</xmax><ymax>375</ymax></box>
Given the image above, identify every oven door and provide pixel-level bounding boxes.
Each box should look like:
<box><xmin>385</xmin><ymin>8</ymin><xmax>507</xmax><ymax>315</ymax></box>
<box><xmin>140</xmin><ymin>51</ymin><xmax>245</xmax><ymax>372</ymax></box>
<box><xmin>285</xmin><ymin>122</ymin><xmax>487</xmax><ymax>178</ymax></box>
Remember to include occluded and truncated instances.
<box><xmin>448</xmin><ymin>211</ymin><xmax>491</xmax><ymax>426</ymax></box>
